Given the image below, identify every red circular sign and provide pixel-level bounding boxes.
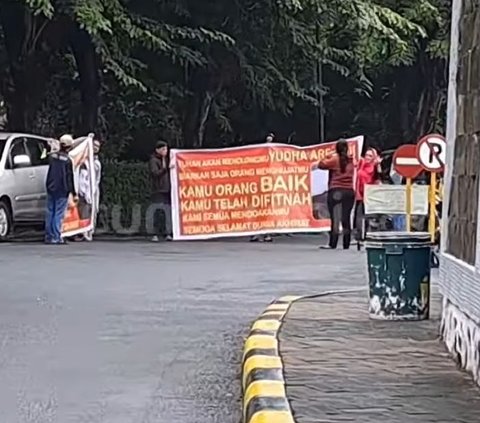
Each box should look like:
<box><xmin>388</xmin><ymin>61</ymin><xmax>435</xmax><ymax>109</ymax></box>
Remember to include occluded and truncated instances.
<box><xmin>393</xmin><ymin>144</ymin><xmax>422</xmax><ymax>179</ymax></box>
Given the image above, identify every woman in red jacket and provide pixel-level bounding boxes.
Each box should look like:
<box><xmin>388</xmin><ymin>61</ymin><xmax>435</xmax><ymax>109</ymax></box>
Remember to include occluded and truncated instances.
<box><xmin>354</xmin><ymin>148</ymin><xmax>381</xmax><ymax>241</ymax></box>
<box><xmin>315</xmin><ymin>139</ymin><xmax>355</xmax><ymax>249</ymax></box>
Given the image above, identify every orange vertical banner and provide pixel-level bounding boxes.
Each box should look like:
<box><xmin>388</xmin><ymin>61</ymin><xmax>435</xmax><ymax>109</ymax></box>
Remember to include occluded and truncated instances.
<box><xmin>61</xmin><ymin>135</ymin><xmax>96</xmax><ymax>237</ymax></box>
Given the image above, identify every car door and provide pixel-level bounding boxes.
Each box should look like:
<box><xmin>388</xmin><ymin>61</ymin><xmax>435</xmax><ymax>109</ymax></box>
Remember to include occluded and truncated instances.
<box><xmin>6</xmin><ymin>137</ymin><xmax>38</xmax><ymax>221</ymax></box>
<box><xmin>25</xmin><ymin>137</ymin><xmax>50</xmax><ymax>220</ymax></box>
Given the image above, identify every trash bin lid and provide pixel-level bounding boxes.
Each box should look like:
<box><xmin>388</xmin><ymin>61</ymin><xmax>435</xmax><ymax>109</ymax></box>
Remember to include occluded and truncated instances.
<box><xmin>365</xmin><ymin>231</ymin><xmax>431</xmax><ymax>244</ymax></box>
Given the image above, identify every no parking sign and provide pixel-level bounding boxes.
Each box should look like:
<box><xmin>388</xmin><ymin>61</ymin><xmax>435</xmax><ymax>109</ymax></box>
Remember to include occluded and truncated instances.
<box><xmin>416</xmin><ymin>134</ymin><xmax>446</xmax><ymax>173</ymax></box>
<box><xmin>415</xmin><ymin>133</ymin><xmax>446</xmax><ymax>243</ymax></box>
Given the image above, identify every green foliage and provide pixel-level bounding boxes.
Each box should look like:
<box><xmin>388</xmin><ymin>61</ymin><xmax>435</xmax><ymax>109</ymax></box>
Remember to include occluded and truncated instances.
<box><xmin>19</xmin><ymin>0</ymin><xmax>233</xmax><ymax>91</ymax></box>
<box><xmin>0</xmin><ymin>0</ymin><xmax>450</xmax><ymax>243</ymax></box>
<box><xmin>98</xmin><ymin>160</ymin><xmax>151</xmax><ymax>234</ymax></box>
<box><xmin>2</xmin><ymin>0</ymin><xmax>451</xmax><ymax>152</ymax></box>
<box><xmin>101</xmin><ymin>160</ymin><xmax>150</xmax><ymax>208</ymax></box>
<box><xmin>17</xmin><ymin>0</ymin><xmax>447</xmax><ymax>98</ymax></box>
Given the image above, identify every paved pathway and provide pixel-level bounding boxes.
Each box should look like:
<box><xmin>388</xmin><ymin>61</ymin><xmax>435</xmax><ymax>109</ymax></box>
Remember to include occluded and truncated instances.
<box><xmin>0</xmin><ymin>237</ymin><xmax>364</xmax><ymax>423</ymax></box>
<box><xmin>280</xmin><ymin>290</ymin><xmax>480</xmax><ymax>423</ymax></box>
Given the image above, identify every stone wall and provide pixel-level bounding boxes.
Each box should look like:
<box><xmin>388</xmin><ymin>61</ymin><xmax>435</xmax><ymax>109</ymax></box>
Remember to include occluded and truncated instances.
<box><xmin>446</xmin><ymin>0</ymin><xmax>480</xmax><ymax>265</ymax></box>
<box><xmin>440</xmin><ymin>0</ymin><xmax>480</xmax><ymax>387</ymax></box>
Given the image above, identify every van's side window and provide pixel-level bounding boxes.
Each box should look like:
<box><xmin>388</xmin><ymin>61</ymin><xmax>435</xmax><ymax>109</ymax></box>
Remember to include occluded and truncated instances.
<box><xmin>26</xmin><ymin>138</ymin><xmax>49</xmax><ymax>167</ymax></box>
<box><xmin>7</xmin><ymin>138</ymin><xmax>29</xmax><ymax>169</ymax></box>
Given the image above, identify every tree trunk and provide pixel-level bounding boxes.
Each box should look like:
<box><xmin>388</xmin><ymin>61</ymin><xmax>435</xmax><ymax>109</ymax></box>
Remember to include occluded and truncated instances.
<box><xmin>183</xmin><ymin>91</ymin><xmax>216</xmax><ymax>148</ymax></box>
<box><xmin>70</xmin><ymin>27</ymin><xmax>100</xmax><ymax>134</ymax></box>
<box><xmin>413</xmin><ymin>58</ymin><xmax>447</xmax><ymax>138</ymax></box>
<box><xmin>399</xmin><ymin>90</ymin><xmax>410</xmax><ymax>140</ymax></box>
<box><xmin>397</xmin><ymin>67</ymin><xmax>413</xmax><ymax>140</ymax></box>
<box><xmin>183</xmin><ymin>94</ymin><xmax>201</xmax><ymax>148</ymax></box>
<box><xmin>195</xmin><ymin>92</ymin><xmax>214</xmax><ymax>148</ymax></box>
<box><xmin>183</xmin><ymin>67</ymin><xmax>224</xmax><ymax>148</ymax></box>
<box><xmin>0</xmin><ymin>1</ymin><xmax>47</xmax><ymax>131</ymax></box>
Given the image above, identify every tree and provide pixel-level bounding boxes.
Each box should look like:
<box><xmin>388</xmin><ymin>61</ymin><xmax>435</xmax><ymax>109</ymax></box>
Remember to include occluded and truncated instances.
<box><xmin>0</xmin><ymin>0</ymin><xmax>232</xmax><ymax>134</ymax></box>
<box><xmin>0</xmin><ymin>0</ymin><xmax>450</xmax><ymax>153</ymax></box>
<box><xmin>340</xmin><ymin>0</ymin><xmax>450</xmax><ymax>147</ymax></box>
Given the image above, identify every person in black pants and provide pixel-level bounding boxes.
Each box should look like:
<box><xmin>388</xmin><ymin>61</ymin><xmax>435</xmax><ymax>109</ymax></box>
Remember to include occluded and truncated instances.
<box><xmin>353</xmin><ymin>147</ymin><xmax>382</xmax><ymax>241</ymax></box>
<box><xmin>250</xmin><ymin>133</ymin><xmax>275</xmax><ymax>243</ymax></box>
<box><xmin>44</xmin><ymin>135</ymin><xmax>77</xmax><ymax>244</ymax></box>
<box><xmin>149</xmin><ymin>141</ymin><xmax>173</xmax><ymax>241</ymax></box>
<box><xmin>314</xmin><ymin>139</ymin><xmax>356</xmax><ymax>249</ymax></box>
<box><xmin>326</xmin><ymin>187</ymin><xmax>355</xmax><ymax>249</ymax></box>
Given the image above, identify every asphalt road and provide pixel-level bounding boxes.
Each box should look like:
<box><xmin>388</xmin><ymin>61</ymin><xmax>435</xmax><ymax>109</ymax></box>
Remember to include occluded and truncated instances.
<box><xmin>0</xmin><ymin>237</ymin><xmax>365</xmax><ymax>423</ymax></box>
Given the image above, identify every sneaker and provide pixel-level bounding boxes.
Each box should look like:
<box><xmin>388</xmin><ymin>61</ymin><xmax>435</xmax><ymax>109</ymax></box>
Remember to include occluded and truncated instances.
<box><xmin>49</xmin><ymin>239</ymin><xmax>68</xmax><ymax>245</ymax></box>
<box><xmin>151</xmin><ymin>235</ymin><xmax>160</xmax><ymax>242</ymax></box>
<box><xmin>263</xmin><ymin>235</ymin><xmax>273</xmax><ymax>243</ymax></box>
<box><xmin>250</xmin><ymin>236</ymin><xmax>259</xmax><ymax>242</ymax></box>
<box><xmin>319</xmin><ymin>245</ymin><xmax>335</xmax><ymax>250</ymax></box>
<box><xmin>165</xmin><ymin>235</ymin><xmax>173</xmax><ymax>241</ymax></box>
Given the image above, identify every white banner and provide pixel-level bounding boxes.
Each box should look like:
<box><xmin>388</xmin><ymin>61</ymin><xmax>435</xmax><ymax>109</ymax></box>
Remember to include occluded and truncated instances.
<box><xmin>364</xmin><ymin>184</ymin><xmax>429</xmax><ymax>215</ymax></box>
<box><xmin>61</xmin><ymin>135</ymin><xmax>96</xmax><ymax>237</ymax></box>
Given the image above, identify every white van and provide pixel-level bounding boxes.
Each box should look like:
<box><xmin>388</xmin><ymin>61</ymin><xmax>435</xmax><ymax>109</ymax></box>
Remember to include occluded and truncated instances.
<box><xmin>0</xmin><ymin>133</ymin><xmax>53</xmax><ymax>240</ymax></box>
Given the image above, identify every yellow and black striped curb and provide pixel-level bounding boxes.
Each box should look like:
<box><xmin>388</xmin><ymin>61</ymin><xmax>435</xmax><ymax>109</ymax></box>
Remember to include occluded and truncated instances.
<box><xmin>241</xmin><ymin>295</ymin><xmax>301</xmax><ymax>423</ymax></box>
<box><xmin>241</xmin><ymin>289</ymin><xmax>364</xmax><ymax>423</ymax></box>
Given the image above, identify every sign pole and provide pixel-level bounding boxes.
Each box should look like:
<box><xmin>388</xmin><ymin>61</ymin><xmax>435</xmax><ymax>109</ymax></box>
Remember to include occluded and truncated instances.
<box><xmin>416</xmin><ymin>134</ymin><xmax>446</xmax><ymax>240</ymax></box>
<box><xmin>429</xmin><ymin>172</ymin><xmax>437</xmax><ymax>242</ymax></box>
<box><xmin>406</xmin><ymin>178</ymin><xmax>412</xmax><ymax>232</ymax></box>
<box><xmin>392</xmin><ymin>144</ymin><xmax>422</xmax><ymax>232</ymax></box>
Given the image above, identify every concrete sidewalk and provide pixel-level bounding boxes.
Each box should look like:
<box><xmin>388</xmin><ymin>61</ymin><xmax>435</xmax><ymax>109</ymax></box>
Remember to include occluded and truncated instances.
<box><xmin>280</xmin><ymin>291</ymin><xmax>480</xmax><ymax>423</ymax></box>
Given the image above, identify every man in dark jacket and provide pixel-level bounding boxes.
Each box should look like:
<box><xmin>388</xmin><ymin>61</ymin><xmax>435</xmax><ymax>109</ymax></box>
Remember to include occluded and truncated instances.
<box><xmin>45</xmin><ymin>134</ymin><xmax>77</xmax><ymax>244</ymax></box>
<box><xmin>149</xmin><ymin>141</ymin><xmax>172</xmax><ymax>241</ymax></box>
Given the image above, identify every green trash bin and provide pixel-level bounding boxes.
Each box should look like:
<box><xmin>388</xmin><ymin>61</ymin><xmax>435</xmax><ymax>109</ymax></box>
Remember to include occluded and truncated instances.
<box><xmin>365</xmin><ymin>231</ymin><xmax>432</xmax><ymax>321</ymax></box>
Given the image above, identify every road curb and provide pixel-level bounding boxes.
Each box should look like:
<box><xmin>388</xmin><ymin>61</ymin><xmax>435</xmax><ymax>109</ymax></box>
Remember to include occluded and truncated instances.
<box><xmin>241</xmin><ymin>288</ymin><xmax>365</xmax><ymax>423</ymax></box>
<box><xmin>241</xmin><ymin>295</ymin><xmax>300</xmax><ymax>423</ymax></box>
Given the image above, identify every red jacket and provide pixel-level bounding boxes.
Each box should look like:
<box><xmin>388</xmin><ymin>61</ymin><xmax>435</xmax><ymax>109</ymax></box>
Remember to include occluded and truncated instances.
<box><xmin>318</xmin><ymin>154</ymin><xmax>355</xmax><ymax>190</ymax></box>
<box><xmin>356</xmin><ymin>159</ymin><xmax>379</xmax><ymax>201</ymax></box>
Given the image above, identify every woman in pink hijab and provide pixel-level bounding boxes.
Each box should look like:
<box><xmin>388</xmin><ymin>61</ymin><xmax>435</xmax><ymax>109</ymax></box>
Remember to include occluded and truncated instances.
<box><xmin>354</xmin><ymin>147</ymin><xmax>382</xmax><ymax>241</ymax></box>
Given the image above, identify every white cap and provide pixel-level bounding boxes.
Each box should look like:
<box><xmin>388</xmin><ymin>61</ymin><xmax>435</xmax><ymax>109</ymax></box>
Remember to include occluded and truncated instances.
<box><xmin>59</xmin><ymin>134</ymin><xmax>74</xmax><ymax>147</ymax></box>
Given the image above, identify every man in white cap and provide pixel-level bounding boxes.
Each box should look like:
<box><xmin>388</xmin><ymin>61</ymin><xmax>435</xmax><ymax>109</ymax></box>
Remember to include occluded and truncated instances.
<box><xmin>44</xmin><ymin>134</ymin><xmax>77</xmax><ymax>244</ymax></box>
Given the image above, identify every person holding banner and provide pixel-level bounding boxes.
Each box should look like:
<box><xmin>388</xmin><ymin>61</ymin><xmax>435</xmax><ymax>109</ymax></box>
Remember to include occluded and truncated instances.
<box><xmin>315</xmin><ymin>139</ymin><xmax>355</xmax><ymax>250</ymax></box>
<box><xmin>250</xmin><ymin>132</ymin><xmax>276</xmax><ymax>243</ymax></box>
<box><xmin>353</xmin><ymin>147</ymin><xmax>382</xmax><ymax>241</ymax></box>
<box><xmin>79</xmin><ymin>140</ymin><xmax>102</xmax><ymax>241</ymax></box>
<box><xmin>45</xmin><ymin>134</ymin><xmax>77</xmax><ymax>245</ymax></box>
<box><xmin>149</xmin><ymin>141</ymin><xmax>173</xmax><ymax>241</ymax></box>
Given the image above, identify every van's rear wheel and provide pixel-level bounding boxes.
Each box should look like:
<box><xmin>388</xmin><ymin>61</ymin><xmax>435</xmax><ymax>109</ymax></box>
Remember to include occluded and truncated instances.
<box><xmin>0</xmin><ymin>200</ymin><xmax>12</xmax><ymax>241</ymax></box>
